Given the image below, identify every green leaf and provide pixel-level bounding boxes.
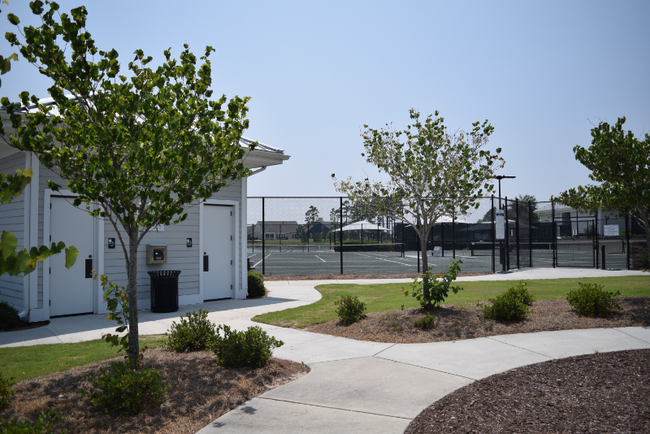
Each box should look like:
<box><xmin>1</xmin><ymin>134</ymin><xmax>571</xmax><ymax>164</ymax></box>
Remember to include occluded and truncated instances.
<box><xmin>7</xmin><ymin>13</ymin><xmax>20</xmax><ymax>25</ymax></box>
<box><xmin>15</xmin><ymin>249</ymin><xmax>32</xmax><ymax>273</ymax></box>
<box><xmin>65</xmin><ymin>246</ymin><xmax>79</xmax><ymax>269</ymax></box>
<box><xmin>1</xmin><ymin>231</ymin><xmax>18</xmax><ymax>260</ymax></box>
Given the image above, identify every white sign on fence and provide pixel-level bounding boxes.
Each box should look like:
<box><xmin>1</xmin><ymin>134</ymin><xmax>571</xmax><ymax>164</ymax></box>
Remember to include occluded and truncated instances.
<box><xmin>604</xmin><ymin>224</ymin><xmax>619</xmax><ymax>237</ymax></box>
<box><xmin>495</xmin><ymin>209</ymin><xmax>505</xmax><ymax>240</ymax></box>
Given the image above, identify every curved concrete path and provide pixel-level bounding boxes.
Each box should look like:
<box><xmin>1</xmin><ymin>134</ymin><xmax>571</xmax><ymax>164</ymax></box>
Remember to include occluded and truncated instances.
<box><xmin>1</xmin><ymin>268</ymin><xmax>648</xmax><ymax>434</ymax></box>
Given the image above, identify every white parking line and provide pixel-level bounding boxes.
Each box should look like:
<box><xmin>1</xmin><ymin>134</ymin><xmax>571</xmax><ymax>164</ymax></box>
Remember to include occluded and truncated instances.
<box><xmin>315</xmin><ymin>255</ymin><xmax>326</xmax><ymax>262</ymax></box>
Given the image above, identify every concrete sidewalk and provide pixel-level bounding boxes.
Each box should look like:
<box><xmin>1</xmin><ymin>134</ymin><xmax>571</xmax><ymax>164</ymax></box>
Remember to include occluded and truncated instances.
<box><xmin>1</xmin><ymin>267</ymin><xmax>648</xmax><ymax>434</ymax></box>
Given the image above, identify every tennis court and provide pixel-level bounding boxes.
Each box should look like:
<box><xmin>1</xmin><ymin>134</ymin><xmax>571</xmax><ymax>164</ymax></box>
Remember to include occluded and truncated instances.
<box><xmin>248</xmin><ymin>245</ymin><xmax>495</xmax><ymax>276</ymax></box>
<box><xmin>247</xmin><ymin>197</ymin><xmax>641</xmax><ymax>277</ymax></box>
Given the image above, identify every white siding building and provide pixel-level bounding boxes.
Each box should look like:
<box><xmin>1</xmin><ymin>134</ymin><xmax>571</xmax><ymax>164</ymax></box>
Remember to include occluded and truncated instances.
<box><xmin>0</xmin><ymin>118</ymin><xmax>289</xmax><ymax>321</ymax></box>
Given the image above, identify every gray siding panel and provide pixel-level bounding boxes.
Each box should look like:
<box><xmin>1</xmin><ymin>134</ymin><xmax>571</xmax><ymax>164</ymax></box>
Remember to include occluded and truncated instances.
<box><xmin>101</xmin><ymin>182</ymin><xmax>242</xmax><ymax>302</ymax></box>
<box><xmin>103</xmin><ymin>204</ymin><xmax>201</xmax><ymax>301</ymax></box>
<box><xmin>0</xmin><ymin>153</ymin><xmax>27</xmax><ymax>308</ymax></box>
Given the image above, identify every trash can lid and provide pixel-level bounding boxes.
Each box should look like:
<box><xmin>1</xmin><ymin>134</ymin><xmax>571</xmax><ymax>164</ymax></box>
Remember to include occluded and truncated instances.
<box><xmin>147</xmin><ymin>270</ymin><xmax>182</xmax><ymax>277</ymax></box>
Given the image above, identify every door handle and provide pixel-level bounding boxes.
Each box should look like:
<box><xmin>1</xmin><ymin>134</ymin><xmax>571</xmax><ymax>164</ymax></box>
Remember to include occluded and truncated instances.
<box><xmin>85</xmin><ymin>258</ymin><xmax>93</xmax><ymax>279</ymax></box>
<box><xmin>203</xmin><ymin>255</ymin><xmax>209</xmax><ymax>272</ymax></box>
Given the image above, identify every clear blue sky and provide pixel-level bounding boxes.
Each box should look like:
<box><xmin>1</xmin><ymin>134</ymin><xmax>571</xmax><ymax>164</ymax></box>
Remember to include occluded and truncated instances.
<box><xmin>2</xmin><ymin>0</ymin><xmax>649</xmax><ymax>202</ymax></box>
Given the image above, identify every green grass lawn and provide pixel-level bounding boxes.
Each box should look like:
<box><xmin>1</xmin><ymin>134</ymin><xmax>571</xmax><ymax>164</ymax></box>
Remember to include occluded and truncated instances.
<box><xmin>0</xmin><ymin>335</ymin><xmax>167</xmax><ymax>383</ymax></box>
<box><xmin>253</xmin><ymin>276</ymin><xmax>650</xmax><ymax>328</ymax></box>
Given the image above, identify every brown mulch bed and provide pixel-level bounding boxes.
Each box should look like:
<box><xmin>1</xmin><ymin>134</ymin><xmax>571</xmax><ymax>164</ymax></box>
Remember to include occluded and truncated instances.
<box><xmin>306</xmin><ymin>297</ymin><xmax>650</xmax><ymax>343</ymax></box>
<box><xmin>1</xmin><ymin>348</ymin><xmax>309</xmax><ymax>434</ymax></box>
<box><xmin>405</xmin><ymin>349</ymin><xmax>650</xmax><ymax>433</ymax></box>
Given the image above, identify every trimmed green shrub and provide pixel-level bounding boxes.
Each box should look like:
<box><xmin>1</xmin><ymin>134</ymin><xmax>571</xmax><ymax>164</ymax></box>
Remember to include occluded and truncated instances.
<box><xmin>213</xmin><ymin>325</ymin><xmax>284</xmax><ymax>368</ymax></box>
<box><xmin>0</xmin><ymin>301</ymin><xmax>21</xmax><ymax>331</ymax></box>
<box><xmin>80</xmin><ymin>360</ymin><xmax>169</xmax><ymax>415</ymax></box>
<box><xmin>334</xmin><ymin>295</ymin><xmax>367</xmax><ymax>325</ymax></box>
<box><xmin>413</xmin><ymin>314</ymin><xmax>436</xmax><ymax>330</ymax></box>
<box><xmin>643</xmin><ymin>252</ymin><xmax>649</xmax><ymax>267</ymax></box>
<box><xmin>0</xmin><ymin>372</ymin><xmax>15</xmax><ymax>410</ymax></box>
<box><xmin>247</xmin><ymin>271</ymin><xmax>266</xmax><ymax>298</ymax></box>
<box><xmin>507</xmin><ymin>282</ymin><xmax>535</xmax><ymax>306</ymax></box>
<box><xmin>566</xmin><ymin>282</ymin><xmax>622</xmax><ymax>317</ymax></box>
<box><xmin>0</xmin><ymin>410</ymin><xmax>65</xmax><ymax>434</ymax></box>
<box><xmin>167</xmin><ymin>309</ymin><xmax>217</xmax><ymax>352</ymax></box>
<box><xmin>404</xmin><ymin>260</ymin><xmax>463</xmax><ymax>310</ymax></box>
<box><xmin>479</xmin><ymin>283</ymin><xmax>535</xmax><ymax>321</ymax></box>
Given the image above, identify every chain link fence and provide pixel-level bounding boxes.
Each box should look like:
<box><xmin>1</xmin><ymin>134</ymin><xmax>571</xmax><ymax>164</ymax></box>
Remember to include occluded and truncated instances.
<box><xmin>247</xmin><ymin>196</ymin><xmax>641</xmax><ymax>277</ymax></box>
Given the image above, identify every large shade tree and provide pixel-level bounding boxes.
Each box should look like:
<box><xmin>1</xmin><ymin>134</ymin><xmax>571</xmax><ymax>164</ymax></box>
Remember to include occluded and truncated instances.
<box><xmin>1</xmin><ymin>1</ymin><xmax>256</xmax><ymax>361</ymax></box>
<box><xmin>334</xmin><ymin>108</ymin><xmax>504</xmax><ymax>298</ymax></box>
<box><xmin>553</xmin><ymin>117</ymin><xmax>650</xmax><ymax>261</ymax></box>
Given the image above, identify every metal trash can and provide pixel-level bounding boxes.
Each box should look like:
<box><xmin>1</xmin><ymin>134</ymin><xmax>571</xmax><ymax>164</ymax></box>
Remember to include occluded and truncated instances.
<box><xmin>148</xmin><ymin>270</ymin><xmax>181</xmax><ymax>313</ymax></box>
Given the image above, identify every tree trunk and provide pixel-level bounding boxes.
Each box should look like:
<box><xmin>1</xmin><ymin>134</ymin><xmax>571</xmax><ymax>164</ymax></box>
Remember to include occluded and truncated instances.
<box><xmin>127</xmin><ymin>230</ymin><xmax>140</xmax><ymax>365</ymax></box>
<box><xmin>419</xmin><ymin>226</ymin><xmax>430</xmax><ymax>304</ymax></box>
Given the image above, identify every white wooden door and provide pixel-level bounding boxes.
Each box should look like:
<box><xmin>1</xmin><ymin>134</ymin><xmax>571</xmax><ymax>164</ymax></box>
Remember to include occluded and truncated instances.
<box><xmin>50</xmin><ymin>197</ymin><xmax>94</xmax><ymax>316</ymax></box>
<box><xmin>203</xmin><ymin>205</ymin><xmax>234</xmax><ymax>300</ymax></box>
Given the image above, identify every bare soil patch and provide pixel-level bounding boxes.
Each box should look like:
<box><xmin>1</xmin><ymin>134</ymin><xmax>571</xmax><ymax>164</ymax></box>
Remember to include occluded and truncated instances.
<box><xmin>306</xmin><ymin>297</ymin><xmax>650</xmax><ymax>343</ymax></box>
<box><xmin>1</xmin><ymin>347</ymin><xmax>309</xmax><ymax>434</ymax></box>
<box><xmin>405</xmin><ymin>349</ymin><xmax>650</xmax><ymax>433</ymax></box>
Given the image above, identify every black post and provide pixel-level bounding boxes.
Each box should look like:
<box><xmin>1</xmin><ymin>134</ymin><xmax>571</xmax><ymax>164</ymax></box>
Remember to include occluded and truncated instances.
<box><xmin>626</xmin><ymin>211</ymin><xmax>630</xmax><ymax>270</ymax></box>
<box><xmin>491</xmin><ymin>195</ymin><xmax>496</xmax><ymax>273</ymax></box>
<box><xmin>401</xmin><ymin>208</ymin><xmax>406</xmax><ymax>257</ymax></box>
<box><xmin>452</xmin><ymin>216</ymin><xmax>456</xmax><ymax>259</ymax></box>
<box><xmin>594</xmin><ymin>210</ymin><xmax>600</xmax><ymax>268</ymax></box>
<box><xmin>515</xmin><ymin>198</ymin><xmax>520</xmax><ymax>269</ymax></box>
<box><xmin>504</xmin><ymin>197</ymin><xmax>509</xmax><ymax>271</ymax></box>
<box><xmin>262</xmin><ymin>197</ymin><xmax>266</xmax><ymax>275</ymax></box>
<box><xmin>528</xmin><ymin>200</ymin><xmax>533</xmax><ymax>267</ymax></box>
<box><xmin>340</xmin><ymin>197</ymin><xmax>344</xmax><ymax>275</ymax></box>
<box><xmin>551</xmin><ymin>201</ymin><xmax>556</xmax><ymax>268</ymax></box>
<box><xmin>441</xmin><ymin>221</ymin><xmax>445</xmax><ymax>257</ymax></box>
<box><xmin>601</xmin><ymin>245</ymin><xmax>606</xmax><ymax>270</ymax></box>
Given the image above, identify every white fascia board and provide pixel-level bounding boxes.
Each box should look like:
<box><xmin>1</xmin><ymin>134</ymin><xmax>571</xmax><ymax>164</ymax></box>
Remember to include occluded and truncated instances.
<box><xmin>243</xmin><ymin>149</ymin><xmax>290</xmax><ymax>169</ymax></box>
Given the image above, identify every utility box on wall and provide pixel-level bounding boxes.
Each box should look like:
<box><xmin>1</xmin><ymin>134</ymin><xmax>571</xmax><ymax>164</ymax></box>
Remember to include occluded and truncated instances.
<box><xmin>146</xmin><ymin>244</ymin><xmax>168</xmax><ymax>265</ymax></box>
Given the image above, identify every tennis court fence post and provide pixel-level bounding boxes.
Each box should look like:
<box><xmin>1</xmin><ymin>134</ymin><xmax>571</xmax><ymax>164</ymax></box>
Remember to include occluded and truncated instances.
<box><xmin>340</xmin><ymin>196</ymin><xmax>343</xmax><ymax>275</ymax></box>
<box><xmin>626</xmin><ymin>211</ymin><xmax>630</xmax><ymax>269</ymax></box>
<box><xmin>515</xmin><ymin>197</ymin><xmax>520</xmax><ymax>269</ymax></box>
<box><xmin>452</xmin><ymin>216</ymin><xmax>456</xmax><ymax>259</ymax></box>
<box><xmin>491</xmin><ymin>195</ymin><xmax>495</xmax><ymax>273</ymax></box>
<box><xmin>529</xmin><ymin>200</ymin><xmax>533</xmax><ymax>267</ymax></box>
<box><xmin>551</xmin><ymin>201</ymin><xmax>556</xmax><ymax>268</ymax></box>
<box><xmin>262</xmin><ymin>197</ymin><xmax>265</xmax><ymax>275</ymax></box>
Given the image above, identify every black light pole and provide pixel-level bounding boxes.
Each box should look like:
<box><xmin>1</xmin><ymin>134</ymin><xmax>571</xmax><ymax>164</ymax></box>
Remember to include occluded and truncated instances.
<box><xmin>495</xmin><ymin>175</ymin><xmax>516</xmax><ymax>209</ymax></box>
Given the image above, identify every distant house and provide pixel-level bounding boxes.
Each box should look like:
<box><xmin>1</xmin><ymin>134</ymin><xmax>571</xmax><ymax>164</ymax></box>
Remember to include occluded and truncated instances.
<box><xmin>248</xmin><ymin>221</ymin><xmax>300</xmax><ymax>240</ymax></box>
